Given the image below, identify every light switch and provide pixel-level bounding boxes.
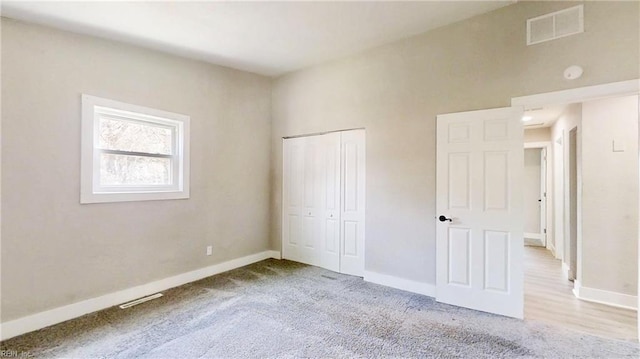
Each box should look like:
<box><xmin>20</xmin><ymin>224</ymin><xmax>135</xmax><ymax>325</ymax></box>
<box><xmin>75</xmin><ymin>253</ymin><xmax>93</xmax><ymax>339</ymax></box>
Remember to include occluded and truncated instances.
<box><xmin>613</xmin><ymin>139</ymin><xmax>625</xmax><ymax>152</ymax></box>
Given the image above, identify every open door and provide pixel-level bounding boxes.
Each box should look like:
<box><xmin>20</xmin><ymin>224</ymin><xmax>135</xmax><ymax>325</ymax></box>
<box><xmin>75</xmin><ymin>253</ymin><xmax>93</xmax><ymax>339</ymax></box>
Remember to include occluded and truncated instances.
<box><xmin>436</xmin><ymin>106</ymin><xmax>524</xmax><ymax>319</ymax></box>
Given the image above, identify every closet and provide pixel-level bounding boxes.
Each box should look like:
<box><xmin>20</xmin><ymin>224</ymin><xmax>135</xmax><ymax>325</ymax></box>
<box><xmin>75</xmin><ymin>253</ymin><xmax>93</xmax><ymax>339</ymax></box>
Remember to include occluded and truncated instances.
<box><xmin>282</xmin><ymin>129</ymin><xmax>365</xmax><ymax>276</ymax></box>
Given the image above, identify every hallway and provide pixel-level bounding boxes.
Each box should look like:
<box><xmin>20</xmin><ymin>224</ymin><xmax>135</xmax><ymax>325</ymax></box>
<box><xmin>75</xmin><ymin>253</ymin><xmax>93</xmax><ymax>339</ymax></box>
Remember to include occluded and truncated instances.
<box><xmin>524</xmin><ymin>246</ymin><xmax>637</xmax><ymax>341</ymax></box>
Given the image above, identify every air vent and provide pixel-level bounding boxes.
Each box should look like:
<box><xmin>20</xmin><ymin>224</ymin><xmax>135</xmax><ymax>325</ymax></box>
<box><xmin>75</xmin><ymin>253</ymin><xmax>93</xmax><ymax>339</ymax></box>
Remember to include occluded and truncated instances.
<box><xmin>527</xmin><ymin>5</ymin><xmax>584</xmax><ymax>45</ymax></box>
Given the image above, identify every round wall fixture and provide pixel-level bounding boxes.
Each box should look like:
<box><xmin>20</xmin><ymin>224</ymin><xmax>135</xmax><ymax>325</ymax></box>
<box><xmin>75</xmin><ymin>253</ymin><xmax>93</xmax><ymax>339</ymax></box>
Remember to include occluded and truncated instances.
<box><xmin>563</xmin><ymin>65</ymin><xmax>583</xmax><ymax>80</ymax></box>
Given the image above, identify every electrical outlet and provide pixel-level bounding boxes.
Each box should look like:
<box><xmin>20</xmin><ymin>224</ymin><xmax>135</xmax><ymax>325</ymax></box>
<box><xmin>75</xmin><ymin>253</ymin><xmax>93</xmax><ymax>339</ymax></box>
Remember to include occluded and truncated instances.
<box><xmin>206</xmin><ymin>246</ymin><xmax>213</xmax><ymax>256</ymax></box>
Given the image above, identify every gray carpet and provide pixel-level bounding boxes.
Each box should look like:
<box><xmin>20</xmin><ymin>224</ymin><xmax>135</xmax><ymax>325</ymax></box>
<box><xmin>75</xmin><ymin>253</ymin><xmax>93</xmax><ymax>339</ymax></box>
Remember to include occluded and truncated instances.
<box><xmin>2</xmin><ymin>259</ymin><xmax>638</xmax><ymax>358</ymax></box>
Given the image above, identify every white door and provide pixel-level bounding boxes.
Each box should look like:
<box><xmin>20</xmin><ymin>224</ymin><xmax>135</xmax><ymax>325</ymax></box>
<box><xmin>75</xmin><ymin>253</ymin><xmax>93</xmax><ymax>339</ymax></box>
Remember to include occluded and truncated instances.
<box><xmin>282</xmin><ymin>136</ymin><xmax>321</xmax><ymax>267</ymax></box>
<box><xmin>436</xmin><ymin>107</ymin><xmax>524</xmax><ymax>319</ymax></box>
<box><xmin>340</xmin><ymin>130</ymin><xmax>366</xmax><ymax>276</ymax></box>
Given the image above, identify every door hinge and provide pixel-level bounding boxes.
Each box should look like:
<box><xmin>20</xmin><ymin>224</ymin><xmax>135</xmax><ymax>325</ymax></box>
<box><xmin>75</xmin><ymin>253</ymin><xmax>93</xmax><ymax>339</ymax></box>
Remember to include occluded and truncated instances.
<box><xmin>544</xmin><ymin>228</ymin><xmax>547</xmax><ymax>234</ymax></box>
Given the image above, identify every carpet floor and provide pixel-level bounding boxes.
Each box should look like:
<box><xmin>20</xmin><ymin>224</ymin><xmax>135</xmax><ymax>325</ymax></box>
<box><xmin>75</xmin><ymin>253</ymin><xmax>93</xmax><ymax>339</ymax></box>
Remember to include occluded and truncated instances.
<box><xmin>2</xmin><ymin>259</ymin><xmax>639</xmax><ymax>358</ymax></box>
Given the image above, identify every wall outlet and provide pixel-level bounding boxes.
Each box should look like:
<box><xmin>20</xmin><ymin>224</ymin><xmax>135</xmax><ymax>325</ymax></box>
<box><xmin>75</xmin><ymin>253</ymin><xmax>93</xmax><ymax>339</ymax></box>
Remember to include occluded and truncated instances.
<box><xmin>206</xmin><ymin>246</ymin><xmax>213</xmax><ymax>256</ymax></box>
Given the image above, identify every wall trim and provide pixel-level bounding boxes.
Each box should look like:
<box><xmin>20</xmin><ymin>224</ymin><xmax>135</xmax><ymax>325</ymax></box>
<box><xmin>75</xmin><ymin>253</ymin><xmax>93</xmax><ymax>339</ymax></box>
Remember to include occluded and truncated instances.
<box><xmin>0</xmin><ymin>250</ymin><xmax>281</xmax><ymax>341</ymax></box>
<box><xmin>562</xmin><ymin>262</ymin><xmax>570</xmax><ymax>280</ymax></box>
<box><xmin>573</xmin><ymin>280</ymin><xmax>637</xmax><ymax>311</ymax></box>
<box><xmin>547</xmin><ymin>242</ymin><xmax>557</xmax><ymax>258</ymax></box>
<box><xmin>511</xmin><ymin>79</ymin><xmax>640</xmax><ymax>109</ymax></box>
<box><xmin>364</xmin><ymin>271</ymin><xmax>435</xmax><ymax>297</ymax></box>
<box><xmin>524</xmin><ymin>141</ymin><xmax>552</xmax><ymax>149</ymax></box>
<box><xmin>524</xmin><ymin>232</ymin><xmax>542</xmax><ymax>240</ymax></box>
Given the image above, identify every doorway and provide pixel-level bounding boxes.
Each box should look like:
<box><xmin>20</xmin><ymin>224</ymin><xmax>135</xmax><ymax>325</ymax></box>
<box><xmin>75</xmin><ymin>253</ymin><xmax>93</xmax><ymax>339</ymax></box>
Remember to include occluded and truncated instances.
<box><xmin>433</xmin><ymin>80</ymin><xmax>639</xmax><ymax>337</ymax></box>
<box><xmin>515</xmin><ymin>83</ymin><xmax>639</xmax><ymax>341</ymax></box>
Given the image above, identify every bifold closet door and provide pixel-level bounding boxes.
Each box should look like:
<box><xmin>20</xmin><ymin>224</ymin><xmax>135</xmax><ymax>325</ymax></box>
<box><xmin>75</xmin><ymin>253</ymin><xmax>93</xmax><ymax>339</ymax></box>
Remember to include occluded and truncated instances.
<box><xmin>282</xmin><ymin>133</ymin><xmax>341</xmax><ymax>272</ymax></box>
<box><xmin>319</xmin><ymin>132</ymin><xmax>342</xmax><ymax>272</ymax></box>
<box><xmin>282</xmin><ymin>130</ymin><xmax>365</xmax><ymax>276</ymax></box>
<box><xmin>339</xmin><ymin>130</ymin><xmax>365</xmax><ymax>277</ymax></box>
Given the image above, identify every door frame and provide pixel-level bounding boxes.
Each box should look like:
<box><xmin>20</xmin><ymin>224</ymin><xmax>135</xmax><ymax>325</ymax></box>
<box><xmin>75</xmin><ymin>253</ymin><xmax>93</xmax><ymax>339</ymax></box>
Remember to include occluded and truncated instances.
<box><xmin>524</xmin><ymin>142</ymin><xmax>552</xmax><ymax>250</ymax></box>
<box><xmin>512</xmin><ymin>78</ymin><xmax>640</xmax><ymax>340</ymax></box>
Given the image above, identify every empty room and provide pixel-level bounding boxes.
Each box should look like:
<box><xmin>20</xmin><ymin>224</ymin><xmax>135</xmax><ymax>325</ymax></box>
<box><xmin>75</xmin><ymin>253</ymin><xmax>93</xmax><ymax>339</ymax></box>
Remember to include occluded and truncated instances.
<box><xmin>1</xmin><ymin>1</ymin><xmax>639</xmax><ymax>358</ymax></box>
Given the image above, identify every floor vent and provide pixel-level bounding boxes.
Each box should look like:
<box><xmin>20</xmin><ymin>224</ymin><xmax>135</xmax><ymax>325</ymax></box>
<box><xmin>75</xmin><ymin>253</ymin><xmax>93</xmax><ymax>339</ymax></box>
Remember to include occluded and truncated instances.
<box><xmin>119</xmin><ymin>293</ymin><xmax>163</xmax><ymax>309</ymax></box>
<box><xmin>527</xmin><ymin>5</ymin><xmax>584</xmax><ymax>45</ymax></box>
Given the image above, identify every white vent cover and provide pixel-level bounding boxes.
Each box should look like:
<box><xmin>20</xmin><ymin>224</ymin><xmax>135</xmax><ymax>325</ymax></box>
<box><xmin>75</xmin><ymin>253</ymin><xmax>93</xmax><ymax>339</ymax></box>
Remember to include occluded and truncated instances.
<box><xmin>527</xmin><ymin>5</ymin><xmax>584</xmax><ymax>45</ymax></box>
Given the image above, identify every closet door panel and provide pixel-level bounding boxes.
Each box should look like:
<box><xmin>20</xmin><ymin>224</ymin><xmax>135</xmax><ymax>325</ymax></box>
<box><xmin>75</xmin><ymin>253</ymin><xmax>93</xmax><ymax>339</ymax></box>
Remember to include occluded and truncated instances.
<box><xmin>282</xmin><ymin>137</ymin><xmax>306</xmax><ymax>262</ymax></box>
<box><xmin>340</xmin><ymin>130</ymin><xmax>366</xmax><ymax>277</ymax></box>
<box><xmin>319</xmin><ymin>132</ymin><xmax>341</xmax><ymax>272</ymax></box>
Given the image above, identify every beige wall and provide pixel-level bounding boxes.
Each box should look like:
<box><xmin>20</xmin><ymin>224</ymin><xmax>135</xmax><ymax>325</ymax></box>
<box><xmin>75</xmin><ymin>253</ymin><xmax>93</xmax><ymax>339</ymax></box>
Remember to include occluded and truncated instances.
<box><xmin>271</xmin><ymin>1</ymin><xmax>639</xmax><ymax>284</ymax></box>
<box><xmin>580</xmin><ymin>95</ymin><xmax>639</xmax><ymax>295</ymax></box>
<box><xmin>1</xmin><ymin>19</ymin><xmax>272</xmax><ymax>320</ymax></box>
<box><xmin>524</xmin><ymin>127</ymin><xmax>551</xmax><ymax>143</ymax></box>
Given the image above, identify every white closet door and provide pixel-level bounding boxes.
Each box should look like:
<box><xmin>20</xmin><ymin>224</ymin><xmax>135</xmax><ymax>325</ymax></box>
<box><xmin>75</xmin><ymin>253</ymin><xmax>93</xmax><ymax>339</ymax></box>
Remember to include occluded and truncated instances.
<box><xmin>282</xmin><ymin>136</ymin><xmax>304</xmax><ymax>264</ymax></box>
<box><xmin>319</xmin><ymin>132</ymin><xmax>341</xmax><ymax>272</ymax></box>
<box><xmin>340</xmin><ymin>130</ymin><xmax>366</xmax><ymax>277</ymax></box>
<box><xmin>301</xmin><ymin>135</ymin><xmax>322</xmax><ymax>266</ymax></box>
<box><xmin>283</xmin><ymin>130</ymin><xmax>365</xmax><ymax>277</ymax></box>
<box><xmin>282</xmin><ymin>136</ymin><xmax>321</xmax><ymax>266</ymax></box>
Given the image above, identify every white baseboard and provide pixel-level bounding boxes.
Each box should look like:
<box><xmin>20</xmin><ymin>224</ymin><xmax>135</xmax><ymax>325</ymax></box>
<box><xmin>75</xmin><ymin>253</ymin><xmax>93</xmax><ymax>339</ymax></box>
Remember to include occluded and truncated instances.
<box><xmin>573</xmin><ymin>280</ymin><xmax>637</xmax><ymax>310</ymax></box>
<box><xmin>0</xmin><ymin>250</ymin><xmax>281</xmax><ymax>341</ymax></box>
<box><xmin>571</xmin><ymin>279</ymin><xmax>581</xmax><ymax>298</ymax></box>
<box><xmin>562</xmin><ymin>262</ymin><xmax>570</xmax><ymax>280</ymax></box>
<box><xmin>524</xmin><ymin>232</ymin><xmax>542</xmax><ymax>240</ymax></box>
<box><xmin>547</xmin><ymin>242</ymin><xmax>556</xmax><ymax>257</ymax></box>
<box><xmin>364</xmin><ymin>271</ymin><xmax>435</xmax><ymax>297</ymax></box>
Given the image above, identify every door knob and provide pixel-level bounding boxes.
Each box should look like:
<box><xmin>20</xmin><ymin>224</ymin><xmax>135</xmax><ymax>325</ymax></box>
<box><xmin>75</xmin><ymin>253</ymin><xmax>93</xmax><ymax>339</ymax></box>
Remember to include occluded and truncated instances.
<box><xmin>438</xmin><ymin>215</ymin><xmax>453</xmax><ymax>222</ymax></box>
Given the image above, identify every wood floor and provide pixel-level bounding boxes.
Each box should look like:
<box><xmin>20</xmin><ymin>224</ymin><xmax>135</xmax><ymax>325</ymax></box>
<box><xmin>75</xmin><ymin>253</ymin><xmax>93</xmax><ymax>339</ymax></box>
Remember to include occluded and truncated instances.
<box><xmin>524</xmin><ymin>245</ymin><xmax>638</xmax><ymax>342</ymax></box>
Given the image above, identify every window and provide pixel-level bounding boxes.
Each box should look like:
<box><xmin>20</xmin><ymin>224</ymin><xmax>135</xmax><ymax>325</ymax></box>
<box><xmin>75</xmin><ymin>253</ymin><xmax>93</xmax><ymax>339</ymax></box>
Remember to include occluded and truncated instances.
<box><xmin>81</xmin><ymin>95</ymin><xmax>190</xmax><ymax>203</ymax></box>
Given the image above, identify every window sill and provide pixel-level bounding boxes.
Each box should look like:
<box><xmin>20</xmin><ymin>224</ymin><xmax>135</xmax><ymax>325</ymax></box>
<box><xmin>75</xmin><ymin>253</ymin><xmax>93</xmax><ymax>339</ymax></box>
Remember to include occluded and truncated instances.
<box><xmin>80</xmin><ymin>190</ymin><xmax>190</xmax><ymax>204</ymax></box>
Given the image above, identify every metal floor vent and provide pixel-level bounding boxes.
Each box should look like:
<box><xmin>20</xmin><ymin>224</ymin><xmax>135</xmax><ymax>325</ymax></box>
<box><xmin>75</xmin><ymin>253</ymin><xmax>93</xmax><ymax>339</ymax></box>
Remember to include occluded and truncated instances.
<box><xmin>321</xmin><ymin>275</ymin><xmax>337</xmax><ymax>280</ymax></box>
<box><xmin>119</xmin><ymin>293</ymin><xmax>163</xmax><ymax>309</ymax></box>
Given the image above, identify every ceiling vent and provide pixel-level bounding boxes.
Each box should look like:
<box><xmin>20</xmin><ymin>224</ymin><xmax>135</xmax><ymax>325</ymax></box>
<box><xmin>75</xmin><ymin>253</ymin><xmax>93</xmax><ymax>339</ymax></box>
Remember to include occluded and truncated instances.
<box><xmin>527</xmin><ymin>5</ymin><xmax>584</xmax><ymax>45</ymax></box>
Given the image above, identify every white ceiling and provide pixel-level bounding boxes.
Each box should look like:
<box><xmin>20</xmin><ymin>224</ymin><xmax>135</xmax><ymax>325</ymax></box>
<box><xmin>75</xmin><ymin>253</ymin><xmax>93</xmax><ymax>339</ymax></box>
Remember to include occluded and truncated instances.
<box><xmin>1</xmin><ymin>1</ymin><xmax>513</xmax><ymax>77</ymax></box>
<box><xmin>523</xmin><ymin>104</ymin><xmax>569</xmax><ymax>129</ymax></box>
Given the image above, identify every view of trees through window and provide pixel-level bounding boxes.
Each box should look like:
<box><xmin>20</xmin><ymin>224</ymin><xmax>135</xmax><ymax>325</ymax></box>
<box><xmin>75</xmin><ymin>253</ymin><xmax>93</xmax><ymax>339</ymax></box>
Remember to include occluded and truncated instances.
<box><xmin>98</xmin><ymin>116</ymin><xmax>173</xmax><ymax>186</ymax></box>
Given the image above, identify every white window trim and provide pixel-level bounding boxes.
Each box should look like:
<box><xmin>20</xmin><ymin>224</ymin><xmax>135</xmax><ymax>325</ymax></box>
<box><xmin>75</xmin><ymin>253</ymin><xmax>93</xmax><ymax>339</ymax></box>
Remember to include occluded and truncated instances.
<box><xmin>81</xmin><ymin>94</ymin><xmax>190</xmax><ymax>204</ymax></box>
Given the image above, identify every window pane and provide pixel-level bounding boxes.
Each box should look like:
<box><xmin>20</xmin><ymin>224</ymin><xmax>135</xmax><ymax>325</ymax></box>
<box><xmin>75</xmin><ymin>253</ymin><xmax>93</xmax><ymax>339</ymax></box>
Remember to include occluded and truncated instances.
<box><xmin>99</xmin><ymin>116</ymin><xmax>172</xmax><ymax>155</ymax></box>
<box><xmin>100</xmin><ymin>153</ymin><xmax>171</xmax><ymax>186</ymax></box>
